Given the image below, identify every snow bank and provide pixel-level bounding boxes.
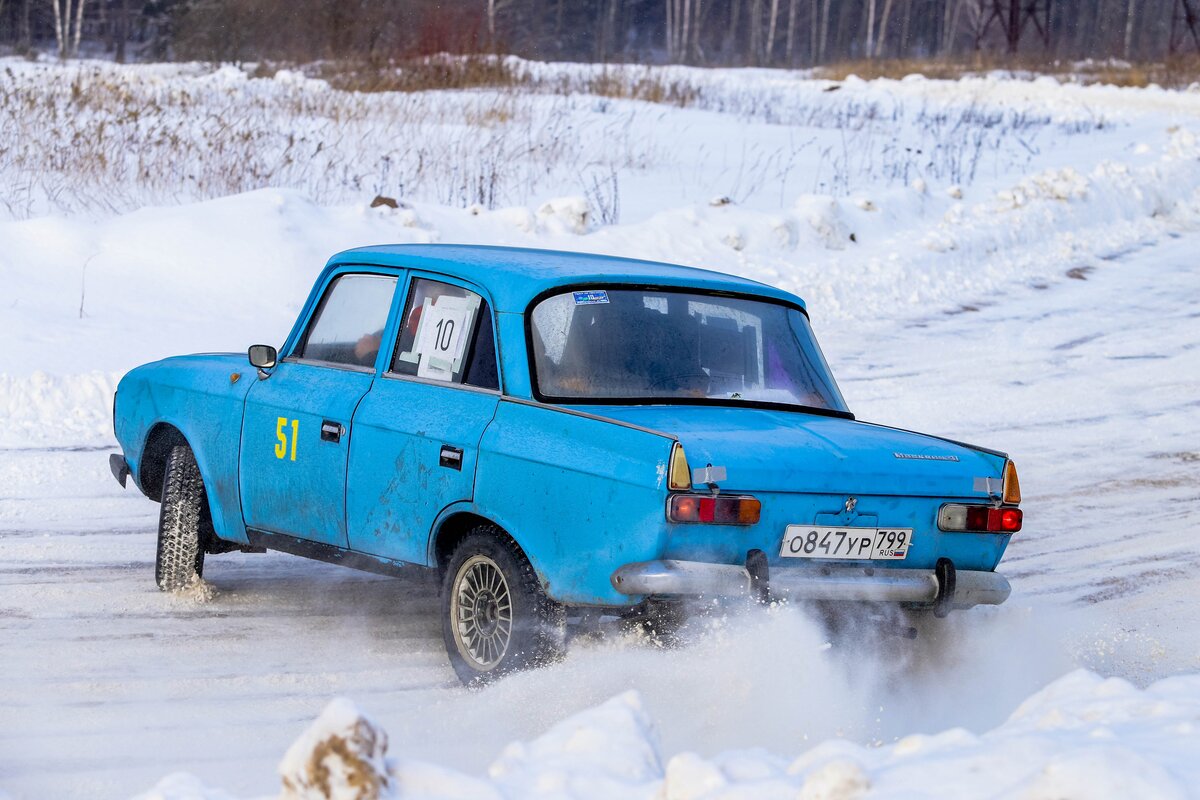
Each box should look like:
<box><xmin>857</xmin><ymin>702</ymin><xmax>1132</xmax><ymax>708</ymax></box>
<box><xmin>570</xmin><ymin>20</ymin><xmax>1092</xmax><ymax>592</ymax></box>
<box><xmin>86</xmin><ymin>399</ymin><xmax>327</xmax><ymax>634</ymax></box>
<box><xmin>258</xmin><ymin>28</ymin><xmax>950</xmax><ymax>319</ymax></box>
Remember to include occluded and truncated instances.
<box><xmin>132</xmin><ymin>773</ymin><xmax>241</xmax><ymax>800</ymax></box>
<box><xmin>0</xmin><ymin>371</ymin><xmax>118</xmax><ymax>448</ymax></box>
<box><xmin>486</xmin><ymin>691</ymin><xmax>661</xmax><ymax>798</ymax></box>
<box><xmin>132</xmin><ymin>669</ymin><xmax>1200</xmax><ymax>799</ymax></box>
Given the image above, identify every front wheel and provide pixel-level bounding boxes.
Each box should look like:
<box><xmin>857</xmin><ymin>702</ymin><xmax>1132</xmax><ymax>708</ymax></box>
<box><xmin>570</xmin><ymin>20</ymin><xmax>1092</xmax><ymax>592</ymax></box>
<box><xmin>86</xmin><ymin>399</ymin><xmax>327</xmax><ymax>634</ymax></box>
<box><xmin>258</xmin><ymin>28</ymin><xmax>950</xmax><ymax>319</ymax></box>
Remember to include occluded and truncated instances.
<box><xmin>441</xmin><ymin>527</ymin><xmax>563</xmax><ymax>685</ymax></box>
<box><xmin>155</xmin><ymin>444</ymin><xmax>206</xmax><ymax>591</ymax></box>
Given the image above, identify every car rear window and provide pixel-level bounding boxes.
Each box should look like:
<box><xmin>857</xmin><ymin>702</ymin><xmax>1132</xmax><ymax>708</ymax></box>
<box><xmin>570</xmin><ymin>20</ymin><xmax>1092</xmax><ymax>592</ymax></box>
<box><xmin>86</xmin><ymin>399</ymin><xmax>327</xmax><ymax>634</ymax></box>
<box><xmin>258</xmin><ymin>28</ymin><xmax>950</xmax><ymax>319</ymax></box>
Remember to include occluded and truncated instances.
<box><xmin>529</xmin><ymin>288</ymin><xmax>848</xmax><ymax>413</ymax></box>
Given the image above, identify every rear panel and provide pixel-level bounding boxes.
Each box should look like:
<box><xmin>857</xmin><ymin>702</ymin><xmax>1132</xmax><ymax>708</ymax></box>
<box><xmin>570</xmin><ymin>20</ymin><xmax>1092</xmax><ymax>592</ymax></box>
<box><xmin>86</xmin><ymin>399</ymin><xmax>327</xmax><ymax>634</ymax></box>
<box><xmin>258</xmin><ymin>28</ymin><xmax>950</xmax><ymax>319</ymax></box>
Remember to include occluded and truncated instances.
<box><xmin>662</xmin><ymin>491</ymin><xmax>1010</xmax><ymax>572</ymax></box>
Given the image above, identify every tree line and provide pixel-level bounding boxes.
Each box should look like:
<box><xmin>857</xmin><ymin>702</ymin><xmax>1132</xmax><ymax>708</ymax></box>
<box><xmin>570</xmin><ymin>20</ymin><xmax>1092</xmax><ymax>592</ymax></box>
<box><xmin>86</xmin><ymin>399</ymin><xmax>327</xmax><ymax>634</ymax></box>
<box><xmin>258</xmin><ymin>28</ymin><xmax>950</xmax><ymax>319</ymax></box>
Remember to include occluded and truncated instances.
<box><xmin>0</xmin><ymin>0</ymin><xmax>1194</xmax><ymax>66</ymax></box>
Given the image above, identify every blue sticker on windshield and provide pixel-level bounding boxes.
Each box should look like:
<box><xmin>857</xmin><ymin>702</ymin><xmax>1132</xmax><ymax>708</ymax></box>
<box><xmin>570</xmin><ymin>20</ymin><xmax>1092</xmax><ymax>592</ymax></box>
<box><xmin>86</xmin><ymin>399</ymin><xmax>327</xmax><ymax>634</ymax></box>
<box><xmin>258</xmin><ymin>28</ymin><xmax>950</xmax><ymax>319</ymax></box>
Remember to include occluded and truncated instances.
<box><xmin>573</xmin><ymin>290</ymin><xmax>610</xmax><ymax>305</ymax></box>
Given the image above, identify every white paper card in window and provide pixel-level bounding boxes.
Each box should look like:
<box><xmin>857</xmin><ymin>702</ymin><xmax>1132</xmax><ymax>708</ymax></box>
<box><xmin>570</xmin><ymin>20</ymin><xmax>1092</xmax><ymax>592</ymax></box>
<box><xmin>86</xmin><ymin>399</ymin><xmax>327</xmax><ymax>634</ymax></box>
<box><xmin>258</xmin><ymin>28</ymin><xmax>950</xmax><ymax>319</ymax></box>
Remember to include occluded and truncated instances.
<box><xmin>414</xmin><ymin>296</ymin><xmax>477</xmax><ymax>381</ymax></box>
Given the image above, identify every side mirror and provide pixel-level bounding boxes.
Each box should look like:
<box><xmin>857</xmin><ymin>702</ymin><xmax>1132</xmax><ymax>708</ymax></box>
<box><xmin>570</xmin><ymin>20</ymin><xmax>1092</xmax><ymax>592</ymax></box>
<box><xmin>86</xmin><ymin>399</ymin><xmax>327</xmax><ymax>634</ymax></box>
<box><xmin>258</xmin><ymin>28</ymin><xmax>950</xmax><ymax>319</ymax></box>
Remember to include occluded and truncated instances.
<box><xmin>248</xmin><ymin>344</ymin><xmax>278</xmax><ymax>370</ymax></box>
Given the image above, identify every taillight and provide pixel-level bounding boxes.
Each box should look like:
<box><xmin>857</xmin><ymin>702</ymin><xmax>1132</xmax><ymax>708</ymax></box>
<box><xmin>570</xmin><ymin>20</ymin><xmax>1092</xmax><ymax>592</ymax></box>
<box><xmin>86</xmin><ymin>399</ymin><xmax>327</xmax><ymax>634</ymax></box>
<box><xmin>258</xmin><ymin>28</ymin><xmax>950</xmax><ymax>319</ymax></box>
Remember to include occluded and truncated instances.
<box><xmin>997</xmin><ymin>508</ymin><xmax>1022</xmax><ymax>531</ymax></box>
<box><xmin>668</xmin><ymin>442</ymin><xmax>692</xmax><ymax>491</ymax></box>
<box><xmin>668</xmin><ymin>494</ymin><xmax>761</xmax><ymax>525</ymax></box>
<box><xmin>938</xmin><ymin>504</ymin><xmax>1022</xmax><ymax>533</ymax></box>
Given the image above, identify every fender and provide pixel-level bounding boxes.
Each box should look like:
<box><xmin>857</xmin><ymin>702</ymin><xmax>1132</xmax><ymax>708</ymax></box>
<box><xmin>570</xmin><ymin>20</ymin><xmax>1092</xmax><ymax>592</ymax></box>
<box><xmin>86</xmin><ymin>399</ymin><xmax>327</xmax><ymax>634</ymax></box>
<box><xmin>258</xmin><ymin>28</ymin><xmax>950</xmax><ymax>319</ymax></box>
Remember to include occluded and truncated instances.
<box><xmin>115</xmin><ymin>354</ymin><xmax>256</xmax><ymax>545</ymax></box>
<box><xmin>472</xmin><ymin>399</ymin><xmax>677</xmax><ymax>607</ymax></box>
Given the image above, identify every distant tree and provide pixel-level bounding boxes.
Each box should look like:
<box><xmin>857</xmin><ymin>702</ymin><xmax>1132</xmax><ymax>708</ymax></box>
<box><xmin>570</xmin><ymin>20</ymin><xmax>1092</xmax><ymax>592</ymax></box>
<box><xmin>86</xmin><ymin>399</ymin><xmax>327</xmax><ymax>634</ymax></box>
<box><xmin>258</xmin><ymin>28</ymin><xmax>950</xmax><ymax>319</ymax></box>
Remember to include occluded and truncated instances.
<box><xmin>1</xmin><ymin>0</ymin><xmax>1193</xmax><ymax>73</ymax></box>
<box><xmin>784</xmin><ymin>0</ymin><xmax>800</xmax><ymax>64</ymax></box>
<box><xmin>47</xmin><ymin>0</ymin><xmax>85</xmax><ymax>57</ymax></box>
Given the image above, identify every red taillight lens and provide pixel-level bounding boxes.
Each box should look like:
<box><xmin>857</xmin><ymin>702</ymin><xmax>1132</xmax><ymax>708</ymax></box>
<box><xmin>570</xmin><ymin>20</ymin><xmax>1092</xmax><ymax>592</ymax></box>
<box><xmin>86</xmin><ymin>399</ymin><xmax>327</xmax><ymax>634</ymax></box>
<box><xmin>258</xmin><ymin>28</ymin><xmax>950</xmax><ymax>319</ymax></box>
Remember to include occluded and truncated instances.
<box><xmin>939</xmin><ymin>504</ymin><xmax>1022</xmax><ymax>533</ymax></box>
<box><xmin>668</xmin><ymin>494</ymin><xmax>761</xmax><ymax>525</ymax></box>
<box><xmin>994</xmin><ymin>507</ymin><xmax>1023</xmax><ymax>532</ymax></box>
<box><xmin>965</xmin><ymin>506</ymin><xmax>990</xmax><ymax>530</ymax></box>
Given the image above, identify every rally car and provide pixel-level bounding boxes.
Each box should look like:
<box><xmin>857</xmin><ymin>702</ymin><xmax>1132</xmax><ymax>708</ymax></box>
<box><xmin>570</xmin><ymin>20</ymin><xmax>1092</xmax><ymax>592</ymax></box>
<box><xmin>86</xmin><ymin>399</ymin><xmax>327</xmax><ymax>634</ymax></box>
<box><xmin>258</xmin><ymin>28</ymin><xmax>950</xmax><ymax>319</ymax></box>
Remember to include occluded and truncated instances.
<box><xmin>110</xmin><ymin>244</ymin><xmax>1021</xmax><ymax>683</ymax></box>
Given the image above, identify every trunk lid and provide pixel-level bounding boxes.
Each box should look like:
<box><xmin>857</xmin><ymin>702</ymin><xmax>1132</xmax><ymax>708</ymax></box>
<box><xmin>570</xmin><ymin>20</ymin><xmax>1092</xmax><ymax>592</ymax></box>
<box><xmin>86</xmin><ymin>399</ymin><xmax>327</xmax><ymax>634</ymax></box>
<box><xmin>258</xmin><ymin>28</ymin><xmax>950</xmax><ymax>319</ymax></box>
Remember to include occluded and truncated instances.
<box><xmin>575</xmin><ymin>405</ymin><xmax>1006</xmax><ymax>499</ymax></box>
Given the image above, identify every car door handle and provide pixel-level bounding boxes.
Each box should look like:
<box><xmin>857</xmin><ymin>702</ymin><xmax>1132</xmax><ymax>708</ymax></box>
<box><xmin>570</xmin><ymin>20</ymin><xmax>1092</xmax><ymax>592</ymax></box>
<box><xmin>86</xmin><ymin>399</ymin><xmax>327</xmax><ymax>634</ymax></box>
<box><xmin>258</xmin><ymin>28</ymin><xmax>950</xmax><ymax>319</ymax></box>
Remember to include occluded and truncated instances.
<box><xmin>439</xmin><ymin>445</ymin><xmax>463</xmax><ymax>470</ymax></box>
<box><xmin>320</xmin><ymin>420</ymin><xmax>344</xmax><ymax>443</ymax></box>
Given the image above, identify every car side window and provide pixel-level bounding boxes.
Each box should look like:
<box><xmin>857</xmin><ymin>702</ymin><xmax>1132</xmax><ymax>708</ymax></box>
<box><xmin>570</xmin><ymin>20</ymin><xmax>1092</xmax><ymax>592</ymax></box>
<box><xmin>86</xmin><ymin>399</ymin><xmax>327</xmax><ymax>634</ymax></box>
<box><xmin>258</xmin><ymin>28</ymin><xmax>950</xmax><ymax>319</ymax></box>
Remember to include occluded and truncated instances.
<box><xmin>391</xmin><ymin>278</ymin><xmax>498</xmax><ymax>390</ymax></box>
<box><xmin>297</xmin><ymin>273</ymin><xmax>398</xmax><ymax>369</ymax></box>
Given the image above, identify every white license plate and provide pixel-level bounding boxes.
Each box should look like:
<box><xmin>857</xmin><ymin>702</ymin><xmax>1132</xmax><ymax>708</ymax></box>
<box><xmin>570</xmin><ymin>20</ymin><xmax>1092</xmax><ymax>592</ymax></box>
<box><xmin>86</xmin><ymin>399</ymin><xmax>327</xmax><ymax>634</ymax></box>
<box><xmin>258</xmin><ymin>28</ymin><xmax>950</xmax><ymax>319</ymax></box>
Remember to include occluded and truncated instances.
<box><xmin>780</xmin><ymin>525</ymin><xmax>914</xmax><ymax>560</ymax></box>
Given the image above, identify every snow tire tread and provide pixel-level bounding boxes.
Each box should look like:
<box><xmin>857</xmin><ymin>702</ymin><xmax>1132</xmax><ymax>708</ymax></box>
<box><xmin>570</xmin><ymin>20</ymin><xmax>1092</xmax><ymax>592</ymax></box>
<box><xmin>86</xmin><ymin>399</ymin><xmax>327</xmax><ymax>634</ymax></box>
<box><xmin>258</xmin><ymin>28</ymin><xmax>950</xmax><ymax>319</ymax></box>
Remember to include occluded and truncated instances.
<box><xmin>155</xmin><ymin>444</ymin><xmax>206</xmax><ymax>591</ymax></box>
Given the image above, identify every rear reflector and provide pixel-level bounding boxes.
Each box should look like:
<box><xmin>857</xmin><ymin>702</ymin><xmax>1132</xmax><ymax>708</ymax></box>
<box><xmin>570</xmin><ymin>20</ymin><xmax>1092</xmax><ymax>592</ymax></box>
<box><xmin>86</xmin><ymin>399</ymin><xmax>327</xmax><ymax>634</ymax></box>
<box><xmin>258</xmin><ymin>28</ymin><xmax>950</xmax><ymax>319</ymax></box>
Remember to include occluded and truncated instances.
<box><xmin>668</xmin><ymin>442</ymin><xmax>692</xmax><ymax>491</ymax></box>
<box><xmin>668</xmin><ymin>494</ymin><xmax>761</xmax><ymax>525</ymax></box>
<box><xmin>938</xmin><ymin>504</ymin><xmax>1022</xmax><ymax>533</ymax></box>
<box><xmin>1003</xmin><ymin>460</ymin><xmax>1022</xmax><ymax>505</ymax></box>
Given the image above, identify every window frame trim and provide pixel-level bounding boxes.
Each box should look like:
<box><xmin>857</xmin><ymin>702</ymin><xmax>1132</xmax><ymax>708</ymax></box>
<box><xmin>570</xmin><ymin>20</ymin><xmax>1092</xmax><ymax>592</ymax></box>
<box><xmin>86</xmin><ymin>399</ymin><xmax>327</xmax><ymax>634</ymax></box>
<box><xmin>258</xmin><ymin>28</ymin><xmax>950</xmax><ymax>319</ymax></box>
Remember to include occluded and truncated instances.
<box><xmin>279</xmin><ymin>356</ymin><xmax>377</xmax><ymax>374</ymax></box>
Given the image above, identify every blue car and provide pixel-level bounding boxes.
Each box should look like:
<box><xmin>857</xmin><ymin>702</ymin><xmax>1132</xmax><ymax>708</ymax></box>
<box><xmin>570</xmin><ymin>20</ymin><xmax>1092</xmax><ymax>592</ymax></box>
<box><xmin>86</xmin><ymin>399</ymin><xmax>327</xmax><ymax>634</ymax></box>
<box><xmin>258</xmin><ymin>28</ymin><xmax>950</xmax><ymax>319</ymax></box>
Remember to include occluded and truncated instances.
<box><xmin>110</xmin><ymin>244</ymin><xmax>1021</xmax><ymax>683</ymax></box>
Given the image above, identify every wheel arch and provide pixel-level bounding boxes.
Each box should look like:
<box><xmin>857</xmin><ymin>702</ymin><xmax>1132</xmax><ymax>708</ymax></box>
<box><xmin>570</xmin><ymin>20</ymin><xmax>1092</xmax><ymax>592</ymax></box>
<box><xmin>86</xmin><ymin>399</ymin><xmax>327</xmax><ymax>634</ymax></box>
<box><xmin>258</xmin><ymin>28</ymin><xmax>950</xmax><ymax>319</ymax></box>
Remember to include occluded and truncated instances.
<box><xmin>431</xmin><ymin>511</ymin><xmax>506</xmax><ymax>572</ymax></box>
<box><xmin>139</xmin><ymin>422</ymin><xmax>219</xmax><ymax>546</ymax></box>
<box><xmin>139</xmin><ymin>422</ymin><xmax>189</xmax><ymax>501</ymax></box>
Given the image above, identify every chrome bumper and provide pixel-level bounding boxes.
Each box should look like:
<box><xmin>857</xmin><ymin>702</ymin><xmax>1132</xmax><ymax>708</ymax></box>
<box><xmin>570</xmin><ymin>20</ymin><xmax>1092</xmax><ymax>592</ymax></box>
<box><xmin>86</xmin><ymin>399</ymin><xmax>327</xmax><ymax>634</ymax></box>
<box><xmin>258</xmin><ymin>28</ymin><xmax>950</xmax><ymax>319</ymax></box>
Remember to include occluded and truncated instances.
<box><xmin>610</xmin><ymin>559</ymin><xmax>1010</xmax><ymax>611</ymax></box>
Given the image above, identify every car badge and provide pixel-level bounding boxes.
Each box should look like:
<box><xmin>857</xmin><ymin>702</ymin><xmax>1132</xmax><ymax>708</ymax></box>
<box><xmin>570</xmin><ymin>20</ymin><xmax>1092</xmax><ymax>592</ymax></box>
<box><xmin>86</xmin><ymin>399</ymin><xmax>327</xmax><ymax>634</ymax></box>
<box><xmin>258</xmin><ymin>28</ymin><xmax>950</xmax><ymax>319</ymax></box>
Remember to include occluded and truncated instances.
<box><xmin>845</xmin><ymin>496</ymin><xmax>857</xmax><ymax>513</ymax></box>
<box><xmin>894</xmin><ymin>452</ymin><xmax>959</xmax><ymax>462</ymax></box>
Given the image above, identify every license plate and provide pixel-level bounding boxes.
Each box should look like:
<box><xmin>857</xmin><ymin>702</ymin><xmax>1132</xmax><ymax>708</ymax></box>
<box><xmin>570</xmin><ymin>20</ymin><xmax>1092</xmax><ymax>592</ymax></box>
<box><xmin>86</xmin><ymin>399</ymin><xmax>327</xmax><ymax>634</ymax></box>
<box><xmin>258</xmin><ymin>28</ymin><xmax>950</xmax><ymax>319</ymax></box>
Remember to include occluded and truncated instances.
<box><xmin>780</xmin><ymin>525</ymin><xmax>913</xmax><ymax>560</ymax></box>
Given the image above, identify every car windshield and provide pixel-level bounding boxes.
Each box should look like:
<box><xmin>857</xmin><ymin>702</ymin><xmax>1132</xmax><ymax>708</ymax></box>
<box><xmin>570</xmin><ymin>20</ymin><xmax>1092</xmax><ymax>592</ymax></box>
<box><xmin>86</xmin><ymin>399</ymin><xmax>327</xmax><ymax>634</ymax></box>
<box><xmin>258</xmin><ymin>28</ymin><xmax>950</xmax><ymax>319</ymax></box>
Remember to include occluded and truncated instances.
<box><xmin>529</xmin><ymin>288</ymin><xmax>849</xmax><ymax>413</ymax></box>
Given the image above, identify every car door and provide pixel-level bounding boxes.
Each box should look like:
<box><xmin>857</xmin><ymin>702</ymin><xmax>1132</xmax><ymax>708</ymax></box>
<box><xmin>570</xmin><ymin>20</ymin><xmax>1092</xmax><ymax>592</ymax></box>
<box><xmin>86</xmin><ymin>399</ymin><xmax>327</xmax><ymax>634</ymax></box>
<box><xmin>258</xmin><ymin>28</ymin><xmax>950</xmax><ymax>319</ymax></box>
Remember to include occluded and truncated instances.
<box><xmin>239</xmin><ymin>270</ymin><xmax>400</xmax><ymax>547</ymax></box>
<box><xmin>346</xmin><ymin>275</ymin><xmax>501</xmax><ymax>564</ymax></box>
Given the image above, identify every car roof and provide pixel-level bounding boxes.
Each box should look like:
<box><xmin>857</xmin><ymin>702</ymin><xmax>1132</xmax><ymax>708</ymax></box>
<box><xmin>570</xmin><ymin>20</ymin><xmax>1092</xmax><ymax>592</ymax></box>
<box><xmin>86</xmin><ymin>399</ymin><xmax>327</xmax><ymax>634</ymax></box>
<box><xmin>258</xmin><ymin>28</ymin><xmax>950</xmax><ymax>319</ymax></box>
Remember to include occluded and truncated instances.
<box><xmin>327</xmin><ymin>244</ymin><xmax>806</xmax><ymax>313</ymax></box>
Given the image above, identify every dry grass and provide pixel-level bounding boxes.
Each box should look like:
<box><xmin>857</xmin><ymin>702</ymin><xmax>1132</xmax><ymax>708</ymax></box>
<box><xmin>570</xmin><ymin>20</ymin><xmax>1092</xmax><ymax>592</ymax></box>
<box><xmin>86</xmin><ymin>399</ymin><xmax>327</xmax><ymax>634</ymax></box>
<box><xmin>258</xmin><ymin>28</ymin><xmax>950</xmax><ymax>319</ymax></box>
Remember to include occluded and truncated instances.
<box><xmin>302</xmin><ymin>53</ymin><xmax>1200</xmax><ymax>95</ymax></box>
<box><xmin>582</xmin><ymin>69</ymin><xmax>703</xmax><ymax>107</ymax></box>
<box><xmin>0</xmin><ymin>55</ymin><xmax>1117</xmax><ymax>220</ymax></box>
<box><xmin>299</xmin><ymin>56</ymin><xmax>708</xmax><ymax>109</ymax></box>
<box><xmin>816</xmin><ymin>55</ymin><xmax>1200</xmax><ymax>89</ymax></box>
<box><xmin>0</xmin><ymin>61</ymin><xmax>581</xmax><ymax>217</ymax></box>
<box><xmin>316</xmin><ymin>55</ymin><xmax>528</xmax><ymax>93</ymax></box>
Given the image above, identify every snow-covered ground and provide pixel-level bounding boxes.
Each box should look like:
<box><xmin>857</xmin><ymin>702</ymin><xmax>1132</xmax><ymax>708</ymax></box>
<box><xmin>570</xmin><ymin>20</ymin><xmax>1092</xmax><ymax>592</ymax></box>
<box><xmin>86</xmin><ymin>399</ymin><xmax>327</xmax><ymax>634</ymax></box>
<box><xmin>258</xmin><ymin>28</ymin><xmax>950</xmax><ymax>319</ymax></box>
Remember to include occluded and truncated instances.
<box><xmin>1</xmin><ymin>59</ymin><xmax>1199</xmax><ymax>798</ymax></box>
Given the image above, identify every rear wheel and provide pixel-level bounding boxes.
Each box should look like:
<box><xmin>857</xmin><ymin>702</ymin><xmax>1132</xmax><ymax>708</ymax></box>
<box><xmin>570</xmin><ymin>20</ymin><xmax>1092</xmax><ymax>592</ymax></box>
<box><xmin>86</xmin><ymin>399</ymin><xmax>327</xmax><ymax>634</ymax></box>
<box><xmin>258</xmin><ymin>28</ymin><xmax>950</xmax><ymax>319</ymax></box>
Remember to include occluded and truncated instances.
<box><xmin>155</xmin><ymin>445</ymin><xmax>206</xmax><ymax>591</ymax></box>
<box><xmin>441</xmin><ymin>527</ymin><xmax>563</xmax><ymax>685</ymax></box>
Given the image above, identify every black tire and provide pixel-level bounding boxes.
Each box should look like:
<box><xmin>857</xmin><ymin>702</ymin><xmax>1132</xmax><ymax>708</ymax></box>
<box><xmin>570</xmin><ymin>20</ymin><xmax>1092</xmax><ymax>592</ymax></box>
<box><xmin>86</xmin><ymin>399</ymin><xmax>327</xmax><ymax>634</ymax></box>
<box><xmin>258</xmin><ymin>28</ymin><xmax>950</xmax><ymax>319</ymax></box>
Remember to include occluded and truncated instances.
<box><xmin>155</xmin><ymin>444</ymin><xmax>206</xmax><ymax>591</ymax></box>
<box><xmin>441</xmin><ymin>527</ymin><xmax>564</xmax><ymax>685</ymax></box>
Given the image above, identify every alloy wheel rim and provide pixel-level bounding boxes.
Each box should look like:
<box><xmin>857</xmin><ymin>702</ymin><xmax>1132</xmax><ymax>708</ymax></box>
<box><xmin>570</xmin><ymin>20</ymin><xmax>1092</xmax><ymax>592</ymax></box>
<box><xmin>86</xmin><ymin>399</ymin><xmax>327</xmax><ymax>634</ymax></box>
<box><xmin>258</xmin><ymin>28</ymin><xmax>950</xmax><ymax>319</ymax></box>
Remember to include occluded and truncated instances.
<box><xmin>451</xmin><ymin>555</ymin><xmax>513</xmax><ymax>670</ymax></box>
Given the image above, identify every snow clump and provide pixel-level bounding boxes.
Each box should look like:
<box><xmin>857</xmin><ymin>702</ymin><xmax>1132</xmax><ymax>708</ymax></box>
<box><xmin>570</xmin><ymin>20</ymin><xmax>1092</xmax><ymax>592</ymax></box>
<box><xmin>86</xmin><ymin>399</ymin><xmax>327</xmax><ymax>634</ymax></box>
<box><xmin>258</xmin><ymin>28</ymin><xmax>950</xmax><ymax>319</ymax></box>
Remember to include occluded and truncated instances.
<box><xmin>279</xmin><ymin>699</ymin><xmax>392</xmax><ymax>800</ymax></box>
<box><xmin>536</xmin><ymin>196</ymin><xmax>593</xmax><ymax>235</ymax></box>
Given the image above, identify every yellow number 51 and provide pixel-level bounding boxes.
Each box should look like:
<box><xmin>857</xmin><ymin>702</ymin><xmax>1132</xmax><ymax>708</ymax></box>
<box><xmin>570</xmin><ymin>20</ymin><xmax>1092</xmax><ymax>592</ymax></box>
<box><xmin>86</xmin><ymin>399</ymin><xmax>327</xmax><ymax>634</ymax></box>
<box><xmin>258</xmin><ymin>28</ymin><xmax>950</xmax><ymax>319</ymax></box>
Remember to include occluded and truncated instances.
<box><xmin>275</xmin><ymin>417</ymin><xmax>298</xmax><ymax>461</ymax></box>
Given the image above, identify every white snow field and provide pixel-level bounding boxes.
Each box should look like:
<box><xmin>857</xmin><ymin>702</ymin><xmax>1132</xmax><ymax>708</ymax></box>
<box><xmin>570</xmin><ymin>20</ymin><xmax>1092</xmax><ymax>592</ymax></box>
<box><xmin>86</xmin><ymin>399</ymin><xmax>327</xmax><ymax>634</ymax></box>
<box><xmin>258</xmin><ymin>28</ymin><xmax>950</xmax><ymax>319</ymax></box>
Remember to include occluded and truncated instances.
<box><xmin>1</xmin><ymin>59</ymin><xmax>1199</xmax><ymax>798</ymax></box>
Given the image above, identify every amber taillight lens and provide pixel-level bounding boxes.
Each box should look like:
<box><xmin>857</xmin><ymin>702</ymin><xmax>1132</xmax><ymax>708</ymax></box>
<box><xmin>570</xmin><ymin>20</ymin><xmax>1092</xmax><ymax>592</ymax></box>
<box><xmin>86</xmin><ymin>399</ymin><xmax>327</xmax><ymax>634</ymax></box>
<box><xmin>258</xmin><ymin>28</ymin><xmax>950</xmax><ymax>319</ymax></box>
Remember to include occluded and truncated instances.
<box><xmin>668</xmin><ymin>442</ymin><xmax>692</xmax><ymax>491</ymax></box>
<box><xmin>1003</xmin><ymin>460</ymin><xmax>1022</xmax><ymax>505</ymax></box>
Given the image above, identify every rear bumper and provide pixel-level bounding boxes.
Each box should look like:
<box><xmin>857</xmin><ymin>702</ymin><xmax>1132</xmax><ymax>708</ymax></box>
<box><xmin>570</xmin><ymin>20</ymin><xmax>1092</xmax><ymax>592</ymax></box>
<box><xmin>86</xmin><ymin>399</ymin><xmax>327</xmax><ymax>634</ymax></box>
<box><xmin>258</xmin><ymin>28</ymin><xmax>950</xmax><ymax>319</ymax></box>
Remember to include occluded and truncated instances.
<box><xmin>610</xmin><ymin>559</ymin><xmax>1010</xmax><ymax>611</ymax></box>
